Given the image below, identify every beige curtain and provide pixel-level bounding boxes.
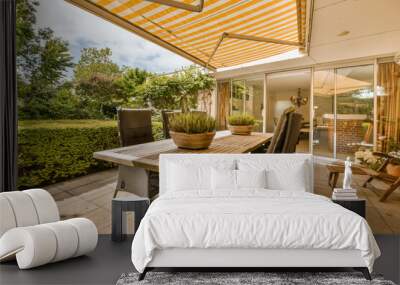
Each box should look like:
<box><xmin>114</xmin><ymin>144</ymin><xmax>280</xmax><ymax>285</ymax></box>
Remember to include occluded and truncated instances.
<box><xmin>216</xmin><ymin>81</ymin><xmax>231</xmax><ymax>130</ymax></box>
<box><xmin>377</xmin><ymin>62</ymin><xmax>400</xmax><ymax>151</ymax></box>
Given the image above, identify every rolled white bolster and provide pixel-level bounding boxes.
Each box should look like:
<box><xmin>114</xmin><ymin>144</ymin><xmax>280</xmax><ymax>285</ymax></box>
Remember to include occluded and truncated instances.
<box><xmin>0</xmin><ymin>218</ymin><xmax>97</xmax><ymax>269</ymax></box>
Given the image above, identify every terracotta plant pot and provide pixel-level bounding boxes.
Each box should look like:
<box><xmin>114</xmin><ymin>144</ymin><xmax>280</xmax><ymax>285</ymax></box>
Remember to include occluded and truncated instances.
<box><xmin>169</xmin><ymin>131</ymin><xmax>216</xmax><ymax>150</ymax></box>
<box><xmin>228</xmin><ymin>124</ymin><xmax>253</xmax><ymax>135</ymax></box>
<box><xmin>386</xmin><ymin>163</ymin><xmax>400</xmax><ymax>177</ymax></box>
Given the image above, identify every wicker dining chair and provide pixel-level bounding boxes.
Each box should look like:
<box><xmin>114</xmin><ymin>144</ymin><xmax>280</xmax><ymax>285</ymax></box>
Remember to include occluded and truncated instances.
<box><xmin>118</xmin><ymin>108</ymin><xmax>154</xmax><ymax>146</ymax></box>
<box><xmin>115</xmin><ymin>109</ymin><xmax>156</xmax><ymax>198</ymax></box>
<box><xmin>161</xmin><ymin>110</ymin><xmax>179</xmax><ymax>139</ymax></box>
<box><xmin>281</xmin><ymin>112</ymin><xmax>303</xmax><ymax>153</ymax></box>
<box><xmin>267</xmin><ymin>106</ymin><xmax>296</xmax><ymax>153</ymax></box>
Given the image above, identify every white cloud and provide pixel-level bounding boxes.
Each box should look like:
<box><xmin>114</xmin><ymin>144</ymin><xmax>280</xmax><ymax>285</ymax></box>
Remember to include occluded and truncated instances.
<box><xmin>36</xmin><ymin>0</ymin><xmax>192</xmax><ymax>73</ymax></box>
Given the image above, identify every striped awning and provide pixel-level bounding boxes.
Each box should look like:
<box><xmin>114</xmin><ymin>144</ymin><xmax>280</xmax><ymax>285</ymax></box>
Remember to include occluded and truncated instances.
<box><xmin>67</xmin><ymin>0</ymin><xmax>308</xmax><ymax>70</ymax></box>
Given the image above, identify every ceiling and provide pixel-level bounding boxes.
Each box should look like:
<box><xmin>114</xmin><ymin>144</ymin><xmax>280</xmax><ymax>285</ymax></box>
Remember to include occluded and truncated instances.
<box><xmin>67</xmin><ymin>0</ymin><xmax>308</xmax><ymax>70</ymax></box>
<box><xmin>267</xmin><ymin>70</ymin><xmax>311</xmax><ymax>91</ymax></box>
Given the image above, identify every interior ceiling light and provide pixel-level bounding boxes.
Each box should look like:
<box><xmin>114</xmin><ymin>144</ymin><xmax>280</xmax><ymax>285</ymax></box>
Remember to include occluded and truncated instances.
<box><xmin>145</xmin><ymin>0</ymin><xmax>204</xmax><ymax>12</ymax></box>
<box><xmin>376</xmin><ymin>86</ymin><xmax>387</xmax><ymax>97</ymax></box>
<box><xmin>337</xmin><ymin>30</ymin><xmax>350</xmax><ymax>37</ymax></box>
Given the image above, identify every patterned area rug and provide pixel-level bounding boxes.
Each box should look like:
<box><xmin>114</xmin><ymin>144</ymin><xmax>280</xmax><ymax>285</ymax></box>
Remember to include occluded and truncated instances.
<box><xmin>116</xmin><ymin>272</ymin><xmax>395</xmax><ymax>285</ymax></box>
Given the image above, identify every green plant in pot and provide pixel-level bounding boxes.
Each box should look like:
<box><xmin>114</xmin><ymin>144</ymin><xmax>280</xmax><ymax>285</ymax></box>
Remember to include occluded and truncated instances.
<box><xmin>227</xmin><ymin>114</ymin><xmax>256</xmax><ymax>135</ymax></box>
<box><xmin>169</xmin><ymin>112</ymin><xmax>216</xmax><ymax>149</ymax></box>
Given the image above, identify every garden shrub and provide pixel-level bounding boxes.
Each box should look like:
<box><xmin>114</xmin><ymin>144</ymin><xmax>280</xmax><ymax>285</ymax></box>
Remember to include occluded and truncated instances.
<box><xmin>18</xmin><ymin>120</ymin><xmax>164</xmax><ymax>189</ymax></box>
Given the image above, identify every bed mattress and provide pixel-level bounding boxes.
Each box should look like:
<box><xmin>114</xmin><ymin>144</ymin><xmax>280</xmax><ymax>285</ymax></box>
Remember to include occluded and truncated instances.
<box><xmin>131</xmin><ymin>190</ymin><xmax>380</xmax><ymax>273</ymax></box>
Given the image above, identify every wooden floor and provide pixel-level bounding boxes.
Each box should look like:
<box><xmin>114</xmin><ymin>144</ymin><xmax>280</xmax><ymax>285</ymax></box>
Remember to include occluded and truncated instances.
<box><xmin>45</xmin><ymin>163</ymin><xmax>400</xmax><ymax>234</ymax></box>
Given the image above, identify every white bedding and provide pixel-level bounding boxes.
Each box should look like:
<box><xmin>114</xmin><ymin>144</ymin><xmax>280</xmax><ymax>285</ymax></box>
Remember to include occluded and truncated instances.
<box><xmin>131</xmin><ymin>190</ymin><xmax>380</xmax><ymax>273</ymax></box>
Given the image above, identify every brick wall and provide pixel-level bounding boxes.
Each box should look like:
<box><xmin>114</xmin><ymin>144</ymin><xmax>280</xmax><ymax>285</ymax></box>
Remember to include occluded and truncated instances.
<box><xmin>326</xmin><ymin>118</ymin><xmax>364</xmax><ymax>154</ymax></box>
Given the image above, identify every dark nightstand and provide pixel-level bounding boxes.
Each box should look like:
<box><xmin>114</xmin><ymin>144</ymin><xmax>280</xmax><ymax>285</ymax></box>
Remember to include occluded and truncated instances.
<box><xmin>112</xmin><ymin>197</ymin><xmax>150</xmax><ymax>242</ymax></box>
<box><xmin>332</xmin><ymin>199</ymin><xmax>366</xmax><ymax>218</ymax></box>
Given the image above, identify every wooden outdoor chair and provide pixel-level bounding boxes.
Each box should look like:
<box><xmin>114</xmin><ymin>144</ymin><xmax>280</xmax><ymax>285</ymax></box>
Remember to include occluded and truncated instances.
<box><xmin>362</xmin><ymin>152</ymin><xmax>400</xmax><ymax>202</ymax></box>
<box><xmin>326</xmin><ymin>153</ymin><xmax>400</xmax><ymax>202</ymax></box>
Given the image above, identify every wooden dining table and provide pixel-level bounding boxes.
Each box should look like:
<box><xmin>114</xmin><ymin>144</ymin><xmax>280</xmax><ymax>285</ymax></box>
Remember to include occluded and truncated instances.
<box><xmin>93</xmin><ymin>131</ymin><xmax>273</xmax><ymax>197</ymax></box>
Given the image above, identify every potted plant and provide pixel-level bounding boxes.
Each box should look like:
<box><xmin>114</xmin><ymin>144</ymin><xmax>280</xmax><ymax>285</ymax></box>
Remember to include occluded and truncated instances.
<box><xmin>169</xmin><ymin>112</ymin><xmax>216</xmax><ymax>149</ymax></box>
<box><xmin>228</xmin><ymin>114</ymin><xmax>256</xmax><ymax>135</ymax></box>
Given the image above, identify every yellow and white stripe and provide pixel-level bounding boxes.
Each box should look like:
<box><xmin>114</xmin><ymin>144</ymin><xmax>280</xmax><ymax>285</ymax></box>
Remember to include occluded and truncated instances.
<box><xmin>68</xmin><ymin>0</ymin><xmax>307</xmax><ymax>70</ymax></box>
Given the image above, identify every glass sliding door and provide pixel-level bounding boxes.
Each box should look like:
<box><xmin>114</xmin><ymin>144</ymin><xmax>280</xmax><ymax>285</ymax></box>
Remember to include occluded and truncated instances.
<box><xmin>230</xmin><ymin>77</ymin><xmax>264</xmax><ymax>132</ymax></box>
<box><xmin>266</xmin><ymin>69</ymin><xmax>311</xmax><ymax>153</ymax></box>
<box><xmin>312</xmin><ymin>65</ymin><xmax>374</xmax><ymax>159</ymax></box>
<box><xmin>231</xmin><ymin>80</ymin><xmax>245</xmax><ymax>115</ymax></box>
<box><xmin>336</xmin><ymin>65</ymin><xmax>374</xmax><ymax>159</ymax></box>
<box><xmin>313</xmin><ymin>69</ymin><xmax>335</xmax><ymax>158</ymax></box>
<box><xmin>244</xmin><ymin>78</ymin><xmax>264</xmax><ymax>132</ymax></box>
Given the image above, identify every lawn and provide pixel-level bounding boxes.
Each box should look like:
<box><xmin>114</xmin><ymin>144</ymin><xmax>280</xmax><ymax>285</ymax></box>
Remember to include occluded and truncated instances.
<box><xmin>18</xmin><ymin>119</ymin><xmax>117</xmax><ymax>129</ymax></box>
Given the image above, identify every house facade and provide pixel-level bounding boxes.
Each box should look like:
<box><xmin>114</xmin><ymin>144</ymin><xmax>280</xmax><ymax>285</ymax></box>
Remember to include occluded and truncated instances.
<box><xmin>212</xmin><ymin>0</ymin><xmax>400</xmax><ymax>159</ymax></box>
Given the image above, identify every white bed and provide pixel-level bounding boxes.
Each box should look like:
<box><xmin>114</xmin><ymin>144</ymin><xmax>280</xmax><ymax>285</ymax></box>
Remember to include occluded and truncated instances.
<box><xmin>131</xmin><ymin>154</ymin><xmax>380</xmax><ymax>280</ymax></box>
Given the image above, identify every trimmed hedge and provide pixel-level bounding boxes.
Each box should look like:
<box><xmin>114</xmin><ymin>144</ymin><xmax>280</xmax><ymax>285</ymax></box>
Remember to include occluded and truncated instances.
<box><xmin>18</xmin><ymin>121</ymin><xmax>164</xmax><ymax>189</ymax></box>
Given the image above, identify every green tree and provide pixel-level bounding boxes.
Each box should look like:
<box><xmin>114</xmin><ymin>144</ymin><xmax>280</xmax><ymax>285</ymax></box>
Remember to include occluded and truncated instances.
<box><xmin>142</xmin><ymin>75</ymin><xmax>179</xmax><ymax>110</ymax></box>
<box><xmin>142</xmin><ymin>65</ymin><xmax>215</xmax><ymax>112</ymax></box>
<box><xmin>74</xmin><ymin>48</ymin><xmax>151</xmax><ymax>118</ymax></box>
<box><xmin>74</xmin><ymin>47</ymin><xmax>120</xmax><ymax>81</ymax></box>
<box><xmin>74</xmin><ymin>48</ymin><xmax>124</xmax><ymax>118</ymax></box>
<box><xmin>17</xmin><ymin>0</ymin><xmax>74</xmax><ymax>119</ymax></box>
<box><xmin>116</xmin><ymin>67</ymin><xmax>151</xmax><ymax>107</ymax></box>
<box><xmin>48</xmin><ymin>83</ymin><xmax>87</xmax><ymax>119</ymax></box>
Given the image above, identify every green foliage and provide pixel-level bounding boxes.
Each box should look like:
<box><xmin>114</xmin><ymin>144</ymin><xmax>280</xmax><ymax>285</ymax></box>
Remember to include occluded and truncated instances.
<box><xmin>169</xmin><ymin>112</ymin><xmax>216</xmax><ymax>134</ymax></box>
<box><xmin>74</xmin><ymin>47</ymin><xmax>120</xmax><ymax>81</ymax></box>
<box><xmin>17</xmin><ymin>126</ymin><xmax>120</xmax><ymax>189</ymax></box>
<box><xmin>73</xmin><ymin>48</ymin><xmax>152</xmax><ymax>119</ymax></box>
<box><xmin>47</xmin><ymin>86</ymin><xmax>87</xmax><ymax>119</ymax></box>
<box><xmin>17</xmin><ymin>120</ymin><xmax>164</xmax><ymax>188</ymax></box>
<box><xmin>74</xmin><ymin>48</ymin><xmax>122</xmax><ymax>119</ymax></box>
<box><xmin>228</xmin><ymin>114</ymin><xmax>256</xmax><ymax>126</ymax></box>
<box><xmin>17</xmin><ymin>0</ymin><xmax>74</xmax><ymax>120</ymax></box>
<box><xmin>152</xmin><ymin>121</ymin><xmax>164</xmax><ymax>141</ymax></box>
<box><xmin>142</xmin><ymin>65</ymin><xmax>215</xmax><ymax>112</ymax></box>
<box><xmin>115</xmin><ymin>67</ymin><xmax>151</xmax><ymax>108</ymax></box>
<box><xmin>142</xmin><ymin>75</ymin><xmax>180</xmax><ymax>111</ymax></box>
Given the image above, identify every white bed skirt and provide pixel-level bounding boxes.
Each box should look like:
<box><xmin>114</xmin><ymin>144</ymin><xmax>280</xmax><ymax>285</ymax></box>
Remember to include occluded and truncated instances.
<box><xmin>148</xmin><ymin>248</ymin><xmax>366</xmax><ymax>268</ymax></box>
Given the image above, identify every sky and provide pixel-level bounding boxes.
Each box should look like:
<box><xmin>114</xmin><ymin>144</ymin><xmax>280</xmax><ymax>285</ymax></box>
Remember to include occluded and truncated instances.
<box><xmin>36</xmin><ymin>0</ymin><xmax>192</xmax><ymax>74</ymax></box>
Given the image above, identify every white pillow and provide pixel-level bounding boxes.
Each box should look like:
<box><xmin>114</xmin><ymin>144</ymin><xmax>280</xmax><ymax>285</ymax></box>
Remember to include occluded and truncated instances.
<box><xmin>238</xmin><ymin>157</ymin><xmax>309</xmax><ymax>192</ymax></box>
<box><xmin>265</xmin><ymin>164</ymin><xmax>306</xmax><ymax>191</ymax></box>
<box><xmin>211</xmin><ymin>169</ymin><xmax>267</xmax><ymax>190</ymax></box>
<box><xmin>167</xmin><ymin>160</ymin><xmax>236</xmax><ymax>192</ymax></box>
<box><xmin>237</xmin><ymin>169</ymin><xmax>266</xmax><ymax>189</ymax></box>
<box><xmin>168</xmin><ymin>163</ymin><xmax>209</xmax><ymax>191</ymax></box>
<box><xmin>211</xmin><ymin>168</ymin><xmax>236</xmax><ymax>190</ymax></box>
